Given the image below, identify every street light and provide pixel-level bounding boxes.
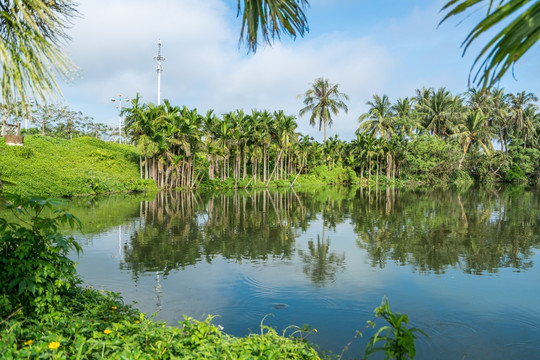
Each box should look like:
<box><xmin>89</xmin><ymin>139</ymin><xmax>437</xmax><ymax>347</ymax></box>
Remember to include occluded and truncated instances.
<box><xmin>111</xmin><ymin>94</ymin><xmax>129</xmax><ymax>143</ymax></box>
<box><xmin>153</xmin><ymin>39</ymin><xmax>165</xmax><ymax>105</ymax></box>
<box><xmin>23</xmin><ymin>98</ymin><xmax>35</xmax><ymax>132</ymax></box>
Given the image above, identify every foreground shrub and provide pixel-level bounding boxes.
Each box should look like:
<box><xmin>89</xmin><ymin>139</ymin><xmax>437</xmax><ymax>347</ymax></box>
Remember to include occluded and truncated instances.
<box><xmin>0</xmin><ymin>196</ymin><xmax>82</xmax><ymax>317</ymax></box>
<box><xmin>0</xmin><ymin>288</ymin><xmax>321</xmax><ymax>359</ymax></box>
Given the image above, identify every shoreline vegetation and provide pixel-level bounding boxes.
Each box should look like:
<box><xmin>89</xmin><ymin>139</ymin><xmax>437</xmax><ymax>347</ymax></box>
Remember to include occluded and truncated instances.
<box><xmin>1</xmin><ymin>87</ymin><xmax>539</xmax><ymax>198</ymax></box>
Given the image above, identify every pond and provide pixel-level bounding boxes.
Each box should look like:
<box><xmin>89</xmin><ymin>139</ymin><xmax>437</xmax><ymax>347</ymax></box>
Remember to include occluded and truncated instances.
<box><xmin>68</xmin><ymin>186</ymin><xmax>540</xmax><ymax>359</ymax></box>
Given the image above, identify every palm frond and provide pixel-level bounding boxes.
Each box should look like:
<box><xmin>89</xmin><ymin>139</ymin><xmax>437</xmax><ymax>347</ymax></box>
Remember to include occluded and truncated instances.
<box><xmin>440</xmin><ymin>0</ymin><xmax>540</xmax><ymax>88</ymax></box>
<box><xmin>238</xmin><ymin>0</ymin><xmax>309</xmax><ymax>53</ymax></box>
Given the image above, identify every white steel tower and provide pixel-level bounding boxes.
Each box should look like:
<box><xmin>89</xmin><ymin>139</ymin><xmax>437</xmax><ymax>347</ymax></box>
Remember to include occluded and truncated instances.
<box><xmin>153</xmin><ymin>39</ymin><xmax>166</xmax><ymax>105</ymax></box>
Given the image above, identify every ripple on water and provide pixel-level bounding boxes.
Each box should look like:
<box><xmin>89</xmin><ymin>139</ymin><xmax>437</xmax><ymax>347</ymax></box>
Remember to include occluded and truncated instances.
<box><xmin>239</xmin><ymin>273</ymin><xmax>345</xmax><ymax>310</ymax></box>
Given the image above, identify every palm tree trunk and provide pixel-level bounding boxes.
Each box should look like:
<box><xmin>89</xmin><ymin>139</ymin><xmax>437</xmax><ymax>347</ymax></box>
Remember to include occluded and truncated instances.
<box><xmin>266</xmin><ymin>148</ymin><xmax>284</xmax><ymax>187</ymax></box>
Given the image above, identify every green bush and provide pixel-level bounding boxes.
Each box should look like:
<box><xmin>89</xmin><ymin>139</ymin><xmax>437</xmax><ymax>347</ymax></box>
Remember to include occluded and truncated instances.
<box><xmin>0</xmin><ymin>196</ymin><xmax>82</xmax><ymax>317</ymax></box>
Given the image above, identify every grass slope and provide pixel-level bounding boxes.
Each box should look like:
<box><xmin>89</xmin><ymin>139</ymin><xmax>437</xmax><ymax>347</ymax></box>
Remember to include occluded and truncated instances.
<box><xmin>0</xmin><ymin>136</ymin><xmax>155</xmax><ymax>197</ymax></box>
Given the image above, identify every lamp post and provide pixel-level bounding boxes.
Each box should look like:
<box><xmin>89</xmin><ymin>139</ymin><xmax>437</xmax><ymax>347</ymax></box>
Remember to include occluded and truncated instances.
<box><xmin>23</xmin><ymin>99</ymin><xmax>35</xmax><ymax>132</ymax></box>
<box><xmin>111</xmin><ymin>94</ymin><xmax>129</xmax><ymax>143</ymax></box>
<box><xmin>153</xmin><ymin>39</ymin><xmax>165</xmax><ymax>105</ymax></box>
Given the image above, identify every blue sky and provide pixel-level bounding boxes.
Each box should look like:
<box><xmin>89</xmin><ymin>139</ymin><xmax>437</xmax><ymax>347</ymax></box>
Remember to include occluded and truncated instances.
<box><xmin>60</xmin><ymin>0</ymin><xmax>540</xmax><ymax>141</ymax></box>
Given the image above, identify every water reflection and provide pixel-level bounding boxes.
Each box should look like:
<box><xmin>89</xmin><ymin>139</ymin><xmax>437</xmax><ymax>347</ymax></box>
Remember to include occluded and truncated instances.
<box><xmin>71</xmin><ymin>186</ymin><xmax>540</xmax><ymax>281</ymax></box>
<box><xmin>351</xmin><ymin>187</ymin><xmax>539</xmax><ymax>274</ymax></box>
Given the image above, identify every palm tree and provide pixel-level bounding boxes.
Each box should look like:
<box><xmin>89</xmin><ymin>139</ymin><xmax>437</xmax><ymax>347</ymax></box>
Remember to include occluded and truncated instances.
<box><xmin>521</xmin><ymin>105</ymin><xmax>539</xmax><ymax>148</ymax></box>
<box><xmin>358</xmin><ymin>94</ymin><xmax>395</xmax><ymax>139</ymax></box>
<box><xmin>392</xmin><ymin>97</ymin><xmax>418</xmax><ymax>138</ymax></box>
<box><xmin>440</xmin><ymin>0</ymin><xmax>540</xmax><ymax>88</ymax></box>
<box><xmin>0</xmin><ymin>1</ymin><xmax>78</xmax><ymax>106</ymax></box>
<box><xmin>508</xmin><ymin>91</ymin><xmax>538</xmax><ymax>131</ymax></box>
<box><xmin>299</xmin><ymin>77</ymin><xmax>349</xmax><ymax>143</ymax></box>
<box><xmin>417</xmin><ymin>87</ymin><xmax>462</xmax><ymax>138</ymax></box>
<box><xmin>451</xmin><ymin>110</ymin><xmax>497</xmax><ymax>168</ymax></box>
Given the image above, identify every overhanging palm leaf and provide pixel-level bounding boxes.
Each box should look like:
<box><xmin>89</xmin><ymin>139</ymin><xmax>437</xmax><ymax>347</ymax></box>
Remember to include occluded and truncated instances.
<box><xmin>440</xmin><ymin>0</ymin><xmax>540</xmax><ymax>88</ymax></box>
<box><xmin>237</xmin><ymin>0</ymin><xmax>309</xmax><ymax>53</ymax></box>
<box><xmin>0</xmin><ymin>1</ymin><xmax>78</xmax><ymax>106</ymax></box>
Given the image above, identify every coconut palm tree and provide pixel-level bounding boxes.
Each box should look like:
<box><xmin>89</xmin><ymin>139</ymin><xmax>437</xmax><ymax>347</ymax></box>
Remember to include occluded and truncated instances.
<box><xmin>440</xmin><ymin>0</ymin><xmax>540</xmax><ymax>88</ymax></box>
<box><xmin>299</xmin><ymin>77</ymin><xmax>349</xmax><ymax>143</ymax></box>
<box><xmin>451</xmin><ymin>109</ymin><xmax>497</xmax><ymax>168</ymax></box>
<box><xmin>521</xmin><ymin>105</ymin><xmax>539</xmax><ymax>148</ymax></box>
<box><xmin>392</xmin><ymin>97</ymin><xmax>418</xmax><ymax>138</ymax></box>
<box><xmin>417</xmin><ymin>87</ymin><xmax>462</xmax><ymax>138</ymax></box>
<box><xmin>508</xmin><ymin>91</ymin><xmax>538</xmax><ymax>131</ymax></box>
<box><xmin>358</xmin><ymin>94</ymin><xmax>395</xmax><ymax>139</ymax></box>
<box><xmin>490</xmin><ymin>88</ymin><xmax>511</xmax><ymax>152</ymax></box>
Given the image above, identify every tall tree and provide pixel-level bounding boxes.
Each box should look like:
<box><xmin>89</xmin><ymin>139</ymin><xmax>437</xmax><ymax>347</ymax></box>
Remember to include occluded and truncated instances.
<box><xmin>358</xmin><ymin>94</ymin><xmax>395</xmax><ymax>139</ymax></box>
<box><xmin>416</xmin><ymin>87</ymin><xmax>462</xmax><ymax>138</ymax></box>
<box><xmin>299</xmin><ymin>77</ymin><xmax>349</xmax><ymax>143</ymax></box>
<box><xmin>451</xmin><ymin>109</ymin><xmax>496</xmax><ymax>168</ymax></box>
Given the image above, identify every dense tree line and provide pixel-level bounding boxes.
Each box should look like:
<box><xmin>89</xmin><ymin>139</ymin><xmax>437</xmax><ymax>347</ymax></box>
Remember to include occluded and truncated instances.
<box><xmin>120</xmin><ymin>87</ymin><xmax>539</xmax><ymax>189</ymax></box>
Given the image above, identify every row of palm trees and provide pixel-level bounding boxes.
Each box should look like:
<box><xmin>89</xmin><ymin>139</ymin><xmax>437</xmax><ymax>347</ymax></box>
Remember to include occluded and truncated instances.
<box><xmin>122</xmin><ymin>86</ymin><xmax>539</xmax><ymax>189</ymax></box>
<box><xmin>123</xmin><ymin>95</ymin><xmax>318</xmax><ymax>189</ymax></box>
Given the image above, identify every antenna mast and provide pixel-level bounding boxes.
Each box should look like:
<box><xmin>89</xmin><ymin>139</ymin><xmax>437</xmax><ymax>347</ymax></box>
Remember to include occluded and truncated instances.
<box><xmin>153</xmin><ymin>39</ymin><xmax>166</xmax><ymax>105</ymax></box>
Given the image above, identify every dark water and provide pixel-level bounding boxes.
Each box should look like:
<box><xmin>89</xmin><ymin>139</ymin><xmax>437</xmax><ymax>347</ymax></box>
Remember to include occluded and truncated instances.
<box><xmin>69</xmin><ymin>186</ymin><xmax>540</xmax><ymax>359</ymax></box>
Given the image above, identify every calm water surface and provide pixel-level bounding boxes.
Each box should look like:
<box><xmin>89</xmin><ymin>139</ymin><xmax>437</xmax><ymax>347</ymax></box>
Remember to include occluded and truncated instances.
<box><xmin>69</xmin><ymin>186</ymin><xmax>540</xmax><ymax>359</ymax></box>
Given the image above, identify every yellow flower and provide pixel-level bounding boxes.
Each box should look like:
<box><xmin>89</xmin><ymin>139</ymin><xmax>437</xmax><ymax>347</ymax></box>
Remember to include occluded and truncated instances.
<box><xmin>135</xmin><ymin>320</ymin><xmax>140</xmax><ymax>324</ymax></box>
<box><xmin>24</xmin><ymin>340</ymin><xmax>34</xmax><ymax>346</ymax></box>
<box><xmin>112</xmin><ymin>306</ymin><xmax>117</xmax><ymax>310</ymax></box>
<box><xmin>48</xmin><ymin>341</ymin><xmax>60</xmax><ymax>350</ymax></box>
<box><xmin>103</xmin><ymin>329</ymin><xmax>112</xmax><ymax>334</ymax></box>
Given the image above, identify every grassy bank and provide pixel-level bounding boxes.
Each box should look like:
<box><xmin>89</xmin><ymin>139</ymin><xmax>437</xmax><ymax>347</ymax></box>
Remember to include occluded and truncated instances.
<box><xmin>0</xmin><ymin>136</ymin><xmax>156</xmax><ymax>197</ymax></box>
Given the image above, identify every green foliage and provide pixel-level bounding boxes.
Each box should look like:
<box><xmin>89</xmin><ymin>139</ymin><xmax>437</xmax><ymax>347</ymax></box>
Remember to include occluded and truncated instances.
<box><xmin>505</xmin><ymin>165</ymin><xmax>527</xmax><ymax>183</ymax></box>
<box><xmin>364</xmin><ymin>298</ymin><xmax>425</xmax><ymax>360</ymax></box>
<box><xmin>302</xmin><ymin>165</ymin><xmax>358</xmax><ymax>185</ymax></box>
<box><xmin>0</xmin><ymin>287</ymin><xmax>322</xmax><ymax>359</ymax></box>
<box><xmin>450</xmin><ymin>169</ymin><xmax>474</xmax><ymax>187</ymax></box>
<box><xmin>440</xmin><ymin>0</ymin><xmax>540</xmax><ymax>88</ymax></box>
<box><xmin>401</xmin><ymin>135</ymin><xmax>461</xmax><ymax>184</ymax></box>
<box><xmin>505</xmin><ymin>139</ymin><xmax>540</xmax><ymax>183</ymax></box>
<box><xmin>0</xmin><ymin>136</ymin><xmax>156</xmax><ymax>197</ymax></box>
<box><xmin>238</xmin><ymin>0</ymin><xmax>309</xmax><ymax>53</ymax></box>
<box><xmin>0</xmin><ymin>196</ymin><xmax>82</xmax><ymax>317</ymax></box>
